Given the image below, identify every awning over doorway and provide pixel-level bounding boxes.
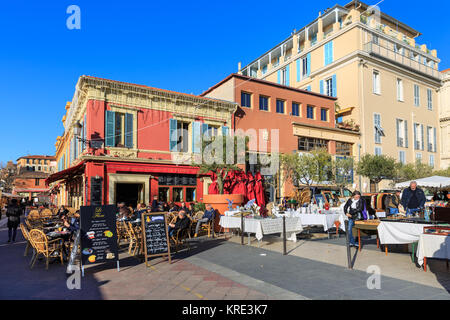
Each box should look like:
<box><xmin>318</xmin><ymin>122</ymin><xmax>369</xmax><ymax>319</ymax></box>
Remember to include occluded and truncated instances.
<box><xmin>45</xmin><ymin>161</ymin><xmax>85</xmax><ymax>185</ymax></box>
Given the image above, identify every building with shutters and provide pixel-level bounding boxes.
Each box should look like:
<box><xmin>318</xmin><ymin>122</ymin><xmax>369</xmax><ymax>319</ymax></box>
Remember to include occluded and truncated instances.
<box><xmin>236</xmin><ymin>0</ymin><xmax>441</xmax><ymax>191</ymax></box>
<box><xmin>47</xmin><ymin>75</ymin><xmax>237</xmax><ymax>209</ymax></box>
<box><xmin>439</xmin><ymin>69</ymin><xmax>450</xmax><ymax>169</ymax></box>
<box><xmin>201</xmin><ymin>73</ymin><xmax>360</xmax><ymax>200</ymax></box>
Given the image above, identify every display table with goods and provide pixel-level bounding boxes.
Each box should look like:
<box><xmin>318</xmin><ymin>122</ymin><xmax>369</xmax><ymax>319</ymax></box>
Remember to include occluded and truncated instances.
<box><xmin>377</xmin><ymin>216</ymin><xmax>446</xmax><ymax>256</ymax></box>
<box><xmin>219</xmin><ymin>214</ymin><xmax>303</xmax><ymax>243</ymax></box>
<box><xmin>416</xmin><ymin>226</ymin><xmax>450</xmax><ymax>271</ymax></box>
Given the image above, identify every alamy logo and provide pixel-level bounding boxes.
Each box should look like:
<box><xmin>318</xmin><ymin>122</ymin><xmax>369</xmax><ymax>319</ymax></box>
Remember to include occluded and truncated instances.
<box><xmin>66</xmin><ymin>5</ymin><xmax>81</xmax><ymax>30</ymax></box>
<box><xmin>366</xmin><ymin>265</ymin><xmax>381</xmax><ymax>290</ymax></box>
<box><xmin>66</xmin><ymin>269</ymin><xmax>81</xmax><ymax>290</ymax></box>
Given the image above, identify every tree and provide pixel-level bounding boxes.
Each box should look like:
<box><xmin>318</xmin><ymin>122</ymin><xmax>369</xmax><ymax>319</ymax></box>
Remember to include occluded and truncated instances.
<box><xmin>196</xmin><ymin>134</ymin><xmax>249</xmax><ymax>195</ymax></box>
<box><xmin>333</xmin><ymin>156</ymin><xmax>354</xmax><ymax>193</ymax></box>
<box><xmin>356</xmin><ymin>154</ymin><xmax>396</xmax><ymax>191</ymax></box>
<box><xmin>394</xmin><ymin>161</ymin><xmax>434</xmax><ymax>183</ymax></box>
<box><xmin>281</xmin><ymin>148</ymin><xmax>332</xmax><ymax>187</ymax></box>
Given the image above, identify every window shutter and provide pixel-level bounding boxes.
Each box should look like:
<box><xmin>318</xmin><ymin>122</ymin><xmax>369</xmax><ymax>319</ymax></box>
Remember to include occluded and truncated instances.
<box><xmin>74</xmin><ymin>135</ymin><xmax>78</xmax><ymax>159</ymax></box>
<box><xmin>192</xmin><ymin>121</ymin><xmax>202</xmax><ymax>153</ymax></box>
<box><xmin>320</xmin><ymin>80</ymin><xmax>324</xmax><ymax>95</ymax></box>
<box><xmin>169</xmin><ymin>119</ymin><xmax>178</xmax><ymax>152</ymax></box>
<box><xmin>433</xmin><ymin>127</ymin><xmax>437</xmax><ymax>153</ymax></box>
<box><xmin>307</xmin><ymin>53</ymin><xmax>311</xmax><ymax>76</ymax></box>
<box><xmin>201</xmin><ymin>123</ymin><xmax>209</xmax><ymax>140</ymax></box>
<box><xmin>330</xmin><ymin>41</ymin><xmax>333</xmax><ymax>64</ymax></box>
<box><xmin>332</xmin><ymin>74</ymin><xmax>337</xmax><ymax>97</ymax></box>
<box><xmin>222</xmin><ymin>126</ymin><xmax>229</xmax><ymax>137</ymax></box>
<box><xmin>427</xmin><ymin>126</ymin><xmax>431</xmax><ymax>152</ymax></box>
<box><xmin>296</xmin><ymin>59</ymin><xmax>300</xmax><ymax>82</ymax></box>
<box><xmin>420</xmin><ymin>124</ymin><xmax>424</xmax><ymax>151</ymax></box>
<box><xmin>83</xmin><ymin>114</ymin><xmax>87</xmax><ymax>150</ymax></box>
<box><xmin>105</xmin><ymin>110</ymin><xmax>115</xmax><ymax>147</ymax></box>
<box><xmin>404</xmin><ymin>120</ymin><xmax>408</xmax><ymax>148</ymax></box>
<box><xmin>413</xmin><ymin>123</ymin><xmax>417</xmax><ymax>150</ymax></box>
<box><xmin>396</xmin><ymin>119</ymin><xmax>400</xmax><ymax>147</ymax></box>
<box><xmin>277</xmin><ymin>70</ymin><xmax>281</xmax><ymax>84</ymax></box>
<box><xmin>286</xmin><ymin>65</ymin><xmax>290</xmax><ymax>86</ymax></box>
<box><xmin>124</xmin><ymin>113</ymin><xmax>133</xmax><ymax>148</ymax></box>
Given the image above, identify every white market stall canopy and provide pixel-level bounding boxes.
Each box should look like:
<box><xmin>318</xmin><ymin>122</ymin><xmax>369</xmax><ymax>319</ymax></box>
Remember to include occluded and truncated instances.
<box><xmin>395</xmin><ymin>176</ymin><xmax>450</xmax><ymax>189</ymax></box>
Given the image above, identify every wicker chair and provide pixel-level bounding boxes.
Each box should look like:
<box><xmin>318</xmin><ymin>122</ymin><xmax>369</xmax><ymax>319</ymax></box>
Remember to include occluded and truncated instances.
<box><xmin>170</xmin><ymin>221</ymin><xmax>192</xmax><ymax>253</ymax></box>
<box><xmin>28</xmin><ymin>229</ymin><xmax>64</xmax><ymax>269</ymax></box>
<box><xmin>19</xmin><ymin>224</ymin><xmax>32</xmax><ymax>256</ymax></box>
<box><xmin>123</xmin><ymin>222</ymin><xmax>140</xmax><ymax>256</ymax></box>
<box><xmin>28</xmin><ymin>210</ymin><xmax>40</xmax><ymax>220</ymax></box>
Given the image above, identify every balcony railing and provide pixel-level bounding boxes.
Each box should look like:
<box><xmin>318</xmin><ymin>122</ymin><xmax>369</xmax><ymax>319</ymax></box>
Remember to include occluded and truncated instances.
<box><xmin>364</xmin><ymin>42</ymin><xmax>440</xmax><ymax>80</ymax></box>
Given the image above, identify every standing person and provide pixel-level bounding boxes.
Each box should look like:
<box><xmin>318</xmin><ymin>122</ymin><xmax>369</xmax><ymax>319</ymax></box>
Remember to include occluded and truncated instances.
<box><xmin>151</xmin><ymin>196</ymin><xmax>159</xmax><ymax>212</ymax></box>
<box><xmin>401</xmin><ymin>181</ymin><xmax>426</xmax><ymax>217</ymax></box>
<box><xmin>194</xmin><ymin>204</ymin><xmax>216</xmax><ymax>238</ymax></box>
<box><xmin>384</xmin><ymin>190</ymin><xmax>401</xmax><ymax>216</ymax></box>
<box><xmin>343</xmin><ymin>191</ymin><xmax>364</xmax><ymax>248</ymax></box>
<box><xmin>6</xmin><ymin>199</ymin><xmax>23</xmax><ymax>243</ymax></box>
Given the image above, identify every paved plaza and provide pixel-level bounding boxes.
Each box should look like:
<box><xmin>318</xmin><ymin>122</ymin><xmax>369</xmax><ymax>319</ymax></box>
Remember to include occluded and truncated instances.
<box><xmin>0</xmin><ymin>219</ymin><xmax>449</xmax><ymax>300</ymax></box>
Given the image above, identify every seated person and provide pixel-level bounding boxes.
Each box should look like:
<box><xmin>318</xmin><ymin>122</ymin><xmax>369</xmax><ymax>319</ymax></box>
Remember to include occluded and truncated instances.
<box><xmin>194</xmin><ymin>204</ymin><xmax>216</xmax><ymax>237</ymax></box>
<box><xmin>63</xmin><ymin>210</ymin><xmax>80</xmax><ymax>233</ymax></box>
<box><xmin>151</xmin><ymin>196</ymin><xmax>159</xmax><ymax>212</ymax></box>
<box><xmin>132</xmin><ymin>203</ymin><xmax>147</xmax><ymax>220</ymax></box>
<box><xmin>57</xmin><ymin>206</ymin><xmax>69</xmax><ymax>219</ymax></box>
<box><xmin>167</xmin><ymin>210</ymin><xmax>190</xmax><ymax>237</ymax></box>
<box><xmin>117</xmin><ymin>202</ymin><xmax>132</xmax><ymax>220</ymax></box>
<box><xmin>179</xmin><ymin>202</ymin><xmax>191</xmax><ymax>216</ymax></box>
<box><xmin>168</xmin><ymin>202</ymin><xmax>179</xmax><ymax>212</ymax></box>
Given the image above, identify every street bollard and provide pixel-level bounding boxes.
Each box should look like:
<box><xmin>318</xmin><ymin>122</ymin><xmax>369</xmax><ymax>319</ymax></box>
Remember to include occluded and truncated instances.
<box><xmin>283</xmin><ymin>216</ymin><xmax>287</xmax><ymax>255</ymax></box>
<box><xmin>241</xmin><ymin>212</ymin><xmax>244</xmax><ymax>245</ymax></box>
<box><xmin>344</xmin><ymin>220</ymin><xmax>352</xmax><ymax>270</ymax></box>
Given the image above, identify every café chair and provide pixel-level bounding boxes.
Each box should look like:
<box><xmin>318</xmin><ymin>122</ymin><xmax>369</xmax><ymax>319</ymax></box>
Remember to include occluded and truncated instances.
<box><xmin>28</xmin><ymin>229</ymin><xmax>64</xmax><ymax>270</ymax></box>
<box><xmin>170</xmin><ymin>223</ymin><xmax>192</xmax><ymax>253</ymax></box>
<box><xmin>19</xmin><ymin>224</ymin><xmax>32</xmax><ymax>257</ymax></box>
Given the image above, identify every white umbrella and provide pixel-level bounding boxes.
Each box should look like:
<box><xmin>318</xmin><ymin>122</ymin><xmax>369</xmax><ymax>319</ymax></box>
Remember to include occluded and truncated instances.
<box><xmin>395</xmin><ymin>176</ymin><xmax>450</xmax><ymax>189</ymax></box>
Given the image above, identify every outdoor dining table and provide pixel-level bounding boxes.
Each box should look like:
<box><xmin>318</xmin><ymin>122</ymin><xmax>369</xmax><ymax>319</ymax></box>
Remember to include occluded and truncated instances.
<box><xmin>288</xmin><ymin>210</ymin><xmax>347</xmax><ymax>232</ymax></box>
<box><xmin>219</xmin><ymin>215</ymin><xmax>303</xmax><ymax>245</ymax></box>
<box><xmin>416</xmin><ymin>233</ymin><xmax>450</xmax><ymax>271</ymax></box>
<box><xmin>45</xmin><ymin>230</ymin><xmax>73</xmax><ymax>260</ymax></box>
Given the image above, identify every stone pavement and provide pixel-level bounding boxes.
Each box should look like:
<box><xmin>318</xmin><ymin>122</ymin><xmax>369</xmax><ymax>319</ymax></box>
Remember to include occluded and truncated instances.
<box><xmin>1</xmin><ymin>224</ymin><xmax>449</xmax><ymax>300</ymax></box>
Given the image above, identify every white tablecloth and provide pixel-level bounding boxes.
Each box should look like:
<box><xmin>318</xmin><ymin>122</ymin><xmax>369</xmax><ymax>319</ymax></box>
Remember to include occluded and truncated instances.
<box><xmin>416</xmin><ymin>233</ymin><xmax>450</xmax><ymax>266</ymax></box>
<box><xmin>293</xmin><ymin>213</ymin><xmax>347</xmax><ymax>232</ymax></box>
<box><xmin>219</xmin><ymin>216</ymin><xmax>303</xmax><ymax>242</ymax></box>
<box><xmin>377</xmin><ymin>221</ymin><xmax>434</xmax><ymax>245</ymax></box>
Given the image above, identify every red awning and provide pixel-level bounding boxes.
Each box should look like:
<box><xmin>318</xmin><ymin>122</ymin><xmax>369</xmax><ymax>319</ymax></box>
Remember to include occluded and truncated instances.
<box><xmin>45</xmin><ymin>161</ymin><xmax>85</xmax><ymax>185</ymax></box>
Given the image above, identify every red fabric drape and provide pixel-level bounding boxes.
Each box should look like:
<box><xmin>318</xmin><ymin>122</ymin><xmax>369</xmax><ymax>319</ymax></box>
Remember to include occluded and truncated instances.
<box><xmin>246</xmin><ymin>172</ymin><xmax>256</xmax><ymax>202</ymax></box>
<box><xmin>208</xmin><ymin>172</ymin><xmax>219</xmax><ymax>195</ymax></box>
<box><xmin>254</xmin><ymin>172</ymin><xmax>265</xmax><ymax>208</ymax></box>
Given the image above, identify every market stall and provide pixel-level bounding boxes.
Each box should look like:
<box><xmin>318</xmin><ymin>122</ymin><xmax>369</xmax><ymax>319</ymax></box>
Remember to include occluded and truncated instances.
<box><xmin>416</xmin><ymin>226</ymin><xmax>450</xmax><ymax>271</ymax></box>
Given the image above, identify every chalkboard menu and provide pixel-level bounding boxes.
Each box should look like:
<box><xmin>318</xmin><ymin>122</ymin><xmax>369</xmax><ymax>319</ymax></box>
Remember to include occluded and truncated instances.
<box><xmin>141</xmin><ymin>212</ymin><xmax>171</xmax><ymax>266</ymax></box>
<box><xmin>80</xmin><ymin>205</ymin><xmax>119</xmax><ymax>268</ymax></box>
<box><xmin>90</xmin><ymin>177</ymin><xmax>103</xmax><ymax>206</ymax></box>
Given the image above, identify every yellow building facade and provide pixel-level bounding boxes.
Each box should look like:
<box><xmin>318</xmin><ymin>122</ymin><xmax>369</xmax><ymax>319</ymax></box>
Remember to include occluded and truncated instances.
<box><xmin>238</xmin><ymin>0</ymin><xmax>442</xmax><ymax>191</ymax></box>
<box><xmin>439</xmin><ymin>69</ymin><xmax>450</xmax><ymax>169</ymax></box>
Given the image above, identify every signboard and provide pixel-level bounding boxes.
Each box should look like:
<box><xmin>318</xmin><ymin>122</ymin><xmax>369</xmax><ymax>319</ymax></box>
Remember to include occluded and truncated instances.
<box><xmin>90</xmin><ymin>177</ymin><xmax>103</xmax><ymax>206</ymax></box>
<box><xmin>141</xmin><ymin>212</ymin><xmax>171</xmax><ymax>266</ymax></box>
<box><xmin>80</xmin><ymin>205</ymin><xmax>119</xmax><ymax>274</ymax></box>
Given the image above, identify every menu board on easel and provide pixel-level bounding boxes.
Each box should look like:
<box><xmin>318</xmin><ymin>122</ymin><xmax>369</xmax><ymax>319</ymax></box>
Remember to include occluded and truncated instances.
<box><xmin>80</xmin><ymin>205</ymin><xmax>119</xmax><ymax>274</ymax></box>
<box><xmin>141</xmin><ymin>212</ymin><xmax>171</xmax><ymax>266</ymax></box>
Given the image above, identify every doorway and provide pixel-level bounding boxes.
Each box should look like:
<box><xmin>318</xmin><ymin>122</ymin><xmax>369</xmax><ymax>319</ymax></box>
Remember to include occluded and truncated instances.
<box><xmin>115</xmin><ymin>183</ymin><xmax>143</xmax><ymax>208</ymax></box>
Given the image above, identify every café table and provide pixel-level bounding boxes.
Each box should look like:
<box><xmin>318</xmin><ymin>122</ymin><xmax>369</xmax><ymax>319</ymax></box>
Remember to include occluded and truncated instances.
<box><xmin>219</xmin><ymin>215</ymin><xmax>303</xmax><ymax>244</ymax></box>
<box><xmin>289</xmin><ymin>210</ymin><xmax>347</xmax><ymax>232</ymax></box>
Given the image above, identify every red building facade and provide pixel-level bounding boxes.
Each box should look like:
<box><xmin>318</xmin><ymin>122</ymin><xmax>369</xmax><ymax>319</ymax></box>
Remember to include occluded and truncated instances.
<box><xmin>48</xmin><ymin>76</ymin><xmax>237</xmax><ymax>209</ymax></box>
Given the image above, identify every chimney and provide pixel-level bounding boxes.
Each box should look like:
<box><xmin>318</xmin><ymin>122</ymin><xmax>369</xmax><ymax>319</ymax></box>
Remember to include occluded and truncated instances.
<box><xmin>238</xmin><ymin>62</ymin><xmax>242</xmax><ymax>71</ymax></box>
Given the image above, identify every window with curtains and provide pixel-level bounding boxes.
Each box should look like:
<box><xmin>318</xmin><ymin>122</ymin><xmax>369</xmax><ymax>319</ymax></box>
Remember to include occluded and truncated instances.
<box><xmin>105</xmin><ymin>110</ymin><xmax>134</xmax><ymax>148</ymax></box>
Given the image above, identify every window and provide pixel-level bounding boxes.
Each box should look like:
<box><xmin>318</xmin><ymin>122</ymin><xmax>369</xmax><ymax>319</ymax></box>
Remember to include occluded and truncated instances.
<box><xmin>399</xmin><ymin>151</ymin><xmax>406</xmax><ymax>164</ymax></box>
<box><xmin>35</xmin><ymin>178</ymin><xmax>40</xmax><ymax>186</ymax></box>
<box><xmin>281</xmin><ymin>67</ymin><xmax>288</xmax><ymax>86</ymax></box>
<box><xmin>397</xmin><ymin>78</ymin><xmax>404</xmax><ymax>102</ymax></box>
<box><xmin>374</xmin><ymin>113</ymin><xmax>383</xmax><ymax>144</ymax></box>
<box><xmin>414</xmin><ymin>84</ymin><xmax>420</xmax><ymax>106</ymax></box>
<box><xmin>372</xmin><ymin>35</ymin><xmax>379</xmax><ymax>45</ymax></box>
<box><xmin>262</xmin><ymin>65</ymin><xmax>268</xmax><ymax>75</ymax></box>
<box><xmin>185</xmin><ymin>188</ymin><xmax>196</xmax><ymax>202</ymax></box>
<box><xmin>427</xmin><ymin>126</ymin><xmax>437</xmax><ymax>152</ymax></box>
<box><xmin>172</xmin><ymin>187</ymin><xmax>184</xmax><ymax>202</ymax></box>
<box><xmin>176</xmin><ymin>122</ymin><xmax>190</xmax><ymax>152</ymax></box>
<box><xmin>416</xmin><ymin>153</ymin><xmax>422</xmax><ymax>163</ymax></box>
<box><xmin>302</xmin><ymin>56</ymin><xmax>309</xmax><ymax>77</ymax></box>
<box><xmin>414</xmin><ymin>123</ymin><xmax>424</xmax><ymax>150</ymax></box>
<box><xmin>298</xmin><ymin>137</ymin><xmax>328</xmax><ymax>152</ymax></box>
<box><xmin>259</xmin><ymin>96</ymin><xmax>269</xmax><ymax>111</ymax></box>
<box><xmin>336</xmin><ymin>142</ymin><xmax>352</xmax><ymax>156</ymax></box>
<box><xmin>326</xmin><ymin>78</ymin><xmax>334</xmax><ymax>97</ymax></box>
<box><xmin>429</xmin><ymin>155</ymin><xmax>435</xmax><ymax>168</ymax></box>
<box><xmin>292</xmin><ymin>103</ymin><xmax>300</xmax><ymax>116</ymax></box>
<box><xmin>241</xmin><ymin>92</ymin><xmax>251</xmax><ymax>108</ymax></box>
<box><xmin>427</xmin><ymin>89</ymin><xmax>433</xmax><ymax>110</ymax></box>
<box><xmin>306</xmin><ymin>105</ymin><xmax>315</xmax><ymax>119</ymax></box>
<box><xmin>105</xmin><ymin>110</ymin><xmax>134</xmax><ymax>148</ymax></box>
<box><xmin>158</xmin><ymin>187</ymin><xmax>169</xmax><ymax>202</ymax></box>
<box><xmin>375</xmin><ymin>147</ymin><xmax>382</xmax><ymax>156</ymax></box>
<box><xmin>320</xmin><ymin>108</ymin><xmax>328</xmax><ymax>121</ymax></box>
<box><xmin>276</xmin><ymin>100</ymin><xmax>285</xmax><ymax>114</ymax></box>
<box><xmin>208</xmin><ymin>125</ymin><xmax>219</xmax><ymax>137</ymax></box>
<box><xmin>396</xmin><ymin>119</ymin><xmax>408</xmax><ymax>148</ymax></box>
<box><xmin>373</xmin><ymin>71</ymin><xmax>381</xmax><ymax>94</ymax></box>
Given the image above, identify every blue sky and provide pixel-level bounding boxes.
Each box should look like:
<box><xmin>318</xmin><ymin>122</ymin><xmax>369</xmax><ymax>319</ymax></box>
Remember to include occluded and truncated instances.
<box><xmin>0</xmin><ymin>0</ymin><xmax>449</xmax><ymax>164</ymax></box>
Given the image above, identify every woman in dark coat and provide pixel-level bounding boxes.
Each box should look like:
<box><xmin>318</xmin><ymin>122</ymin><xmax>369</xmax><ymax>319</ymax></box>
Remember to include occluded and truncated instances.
<box><xmin>6</xmin><ymin>199</ymin><xmax>23</xmax><ymax>243</ymax></box>
<box><xmin>343</xmin><ymin>191</ymin><xmax>364</xmax><ymax>248</ymax></box>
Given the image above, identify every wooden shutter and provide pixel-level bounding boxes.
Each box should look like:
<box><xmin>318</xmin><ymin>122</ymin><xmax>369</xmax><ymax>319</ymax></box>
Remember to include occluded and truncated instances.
<box><xmin>404</xmin><ymin>120</ymin><xmax>408</xmax><ymax>148</ymax></box>
<box><xmin>124</xmin><ymin>113</ymin><xmax>133</xmax><ymax>148</ymax></box>
<box><xmin>332</xmin><ymin>74</ymin><xmax>337</xmax><ymax>97</ymax></box>
<box><xmin>307</xmin><ymin>53</ymin><xmax>311</xmax><ymax>76</ymax></box>
<box><xmin>277</xmin><ymin>70</ymin><xmax>281</xmax><ymax>84</ymax></box>
<box><xmin>396</xmin><ymin>119</ymin><xmax>400</xmax><ymax>147</ymax></box>
<box><xmin>192</xmin><ymin>121</ymin><xmax>202</xmax><ymax>153</ymax></box>
<box><xmin>105</xmin><ymin>110</ymin><xmax>115</xmax><ymax>147</ymax></box>
<box><xmin>320</xmin><ymin>80</ymin><xmax>324</xmax><ymax>95</ymax></box>
<box><xmin>296</xmin><ymin>59</ymin><xmax>300</xmax><ymax>82</ymax></box>
<box><xmin>286</xmin><ymin>66</ymin><xmax>290</xmax><ymax>86</ymax></box>
<box><xmin>433</xmin><ymin>127</ymin><xmax>437</xmax><ymax>152</ymax></box>
<box><xmin>413</xmin><ymin>123</ymin><xmax>417</xmax><ymax>150</ymax></box>
<box><xmin>169</xmin><ymin>119</ymin><xmax>177</xmax><ymax>152</ymax></box>
<box><xmin>420</xmin><ymin>124</ymin><xmax>424</xmax><ymax>151</ymax></box>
